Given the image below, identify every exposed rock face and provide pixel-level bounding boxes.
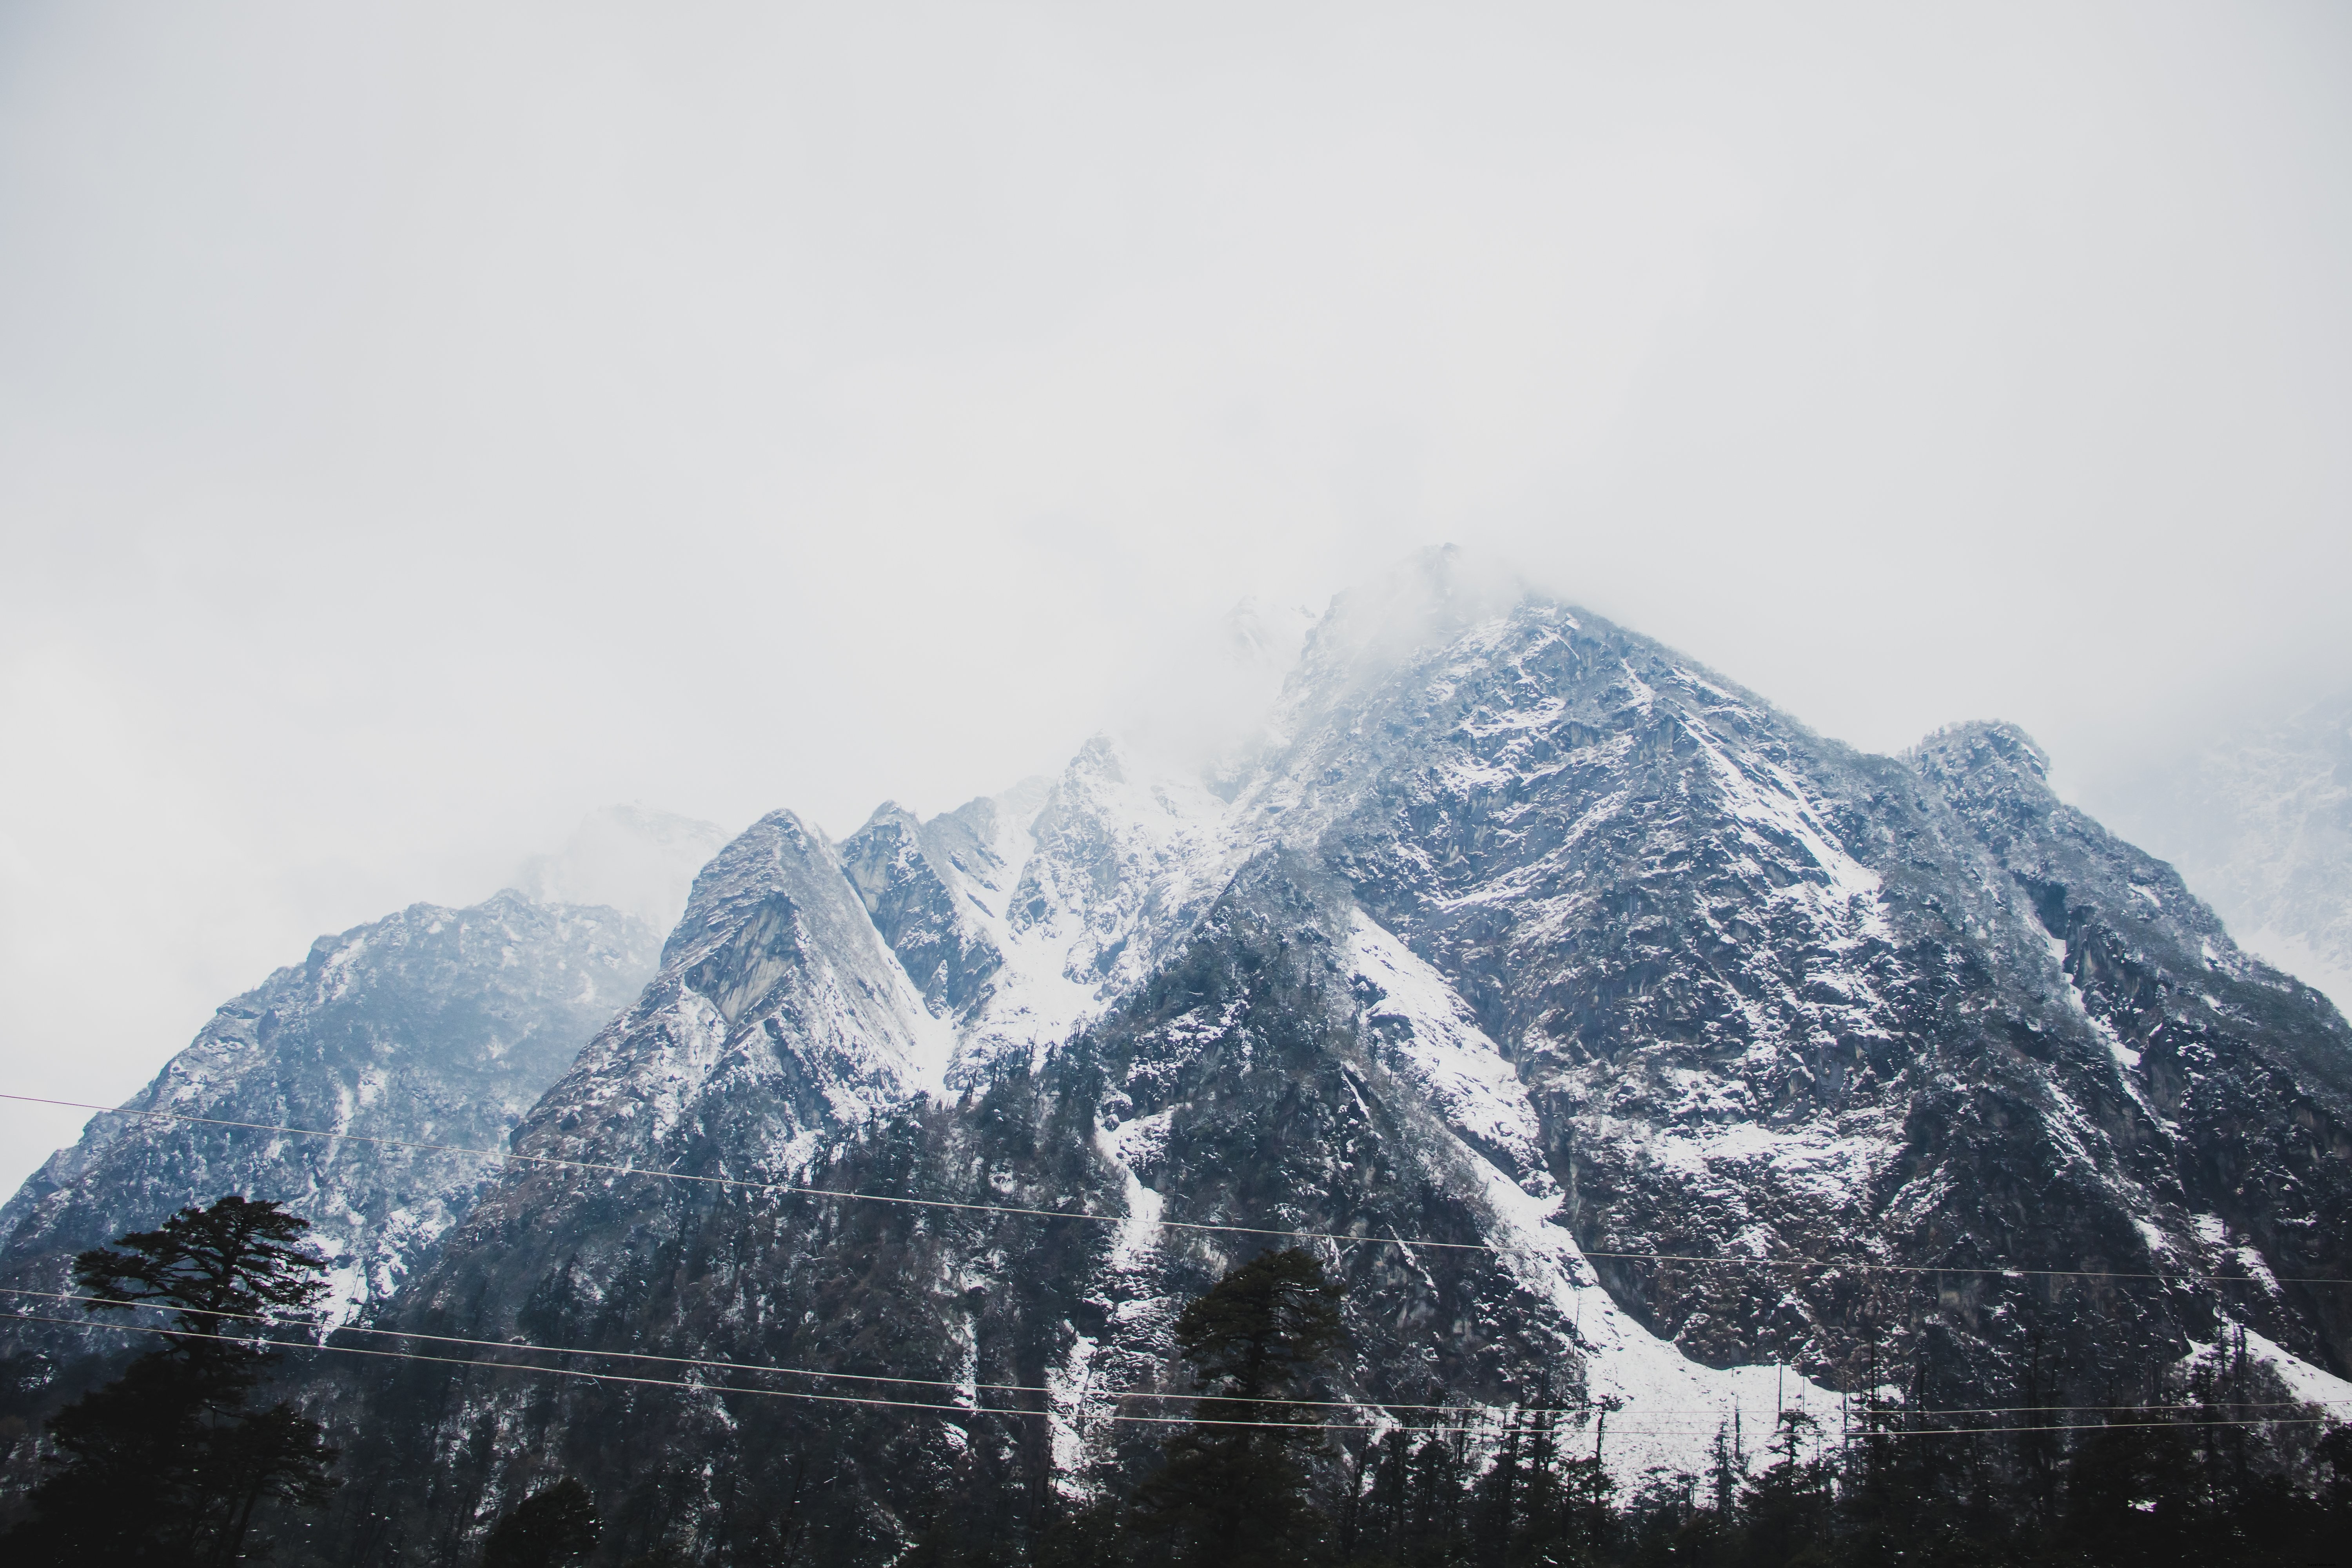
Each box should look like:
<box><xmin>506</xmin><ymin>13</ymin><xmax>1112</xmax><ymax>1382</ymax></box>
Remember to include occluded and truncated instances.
<box><xmin>0</xmin><ymin>890</ymin><xmax>658</xmax><ymax>1423</ymax></box>
<box><xmin>1910</xmin><ymin>720</ymin><xmax>2352</xmax><ymax>1379</ymax></box>
<box><xmin>11</xmin><ymin>550</ymin><xmax>2352</xmax><ymax>1566</ymax></box>
<box><xmin>838</xmin><ymin>802</ymin><xmax>1004</xmax><ymax>1020</ymax></box>
<box><xmin>476</xmin><ymin>810</ymin><xmax>948</xmax><ymax>1239</ymax></box>
<box><xmin>327</xmin><ymin>849</ymin><xmax>1798</xmax><ymax>1563</ymax></box>
<box><xmin>1225</xmin><ymin>579</ymin><xmax>2352</xmax><ymax>1401</ymax></box>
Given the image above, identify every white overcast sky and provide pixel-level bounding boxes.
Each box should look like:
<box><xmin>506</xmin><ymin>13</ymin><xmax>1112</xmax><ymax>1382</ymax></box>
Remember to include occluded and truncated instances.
<box><xmin>3</xmin><ymin>1</ymin><xmax>2349</xmax><ymax>1185</ymax></box>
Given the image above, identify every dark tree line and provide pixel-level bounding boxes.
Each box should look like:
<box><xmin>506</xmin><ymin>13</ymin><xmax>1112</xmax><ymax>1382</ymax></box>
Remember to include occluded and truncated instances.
<box><xmin>1009</xmin><ymin>1251</ymin><xmax>2352</xmax><ymax>1568</ymax></box>
<box><xmin>7</xmin><ymin>1205</ymin><xmax>2350</xmax><ymax>1566</ymax></box>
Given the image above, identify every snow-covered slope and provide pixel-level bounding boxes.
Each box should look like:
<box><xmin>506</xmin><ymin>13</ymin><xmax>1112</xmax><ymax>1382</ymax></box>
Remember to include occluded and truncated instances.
<box><xmin>0</xmin><ymin>891</ymin><xmax>658</xmax><ymax>1419</ymax></box>
<box><xmin>508</xmin><ymin>810</ymin><xmax>952</xmax><ymax>1187</ymax></box>
<box><xmin>840</xmin><ymin>740</ymin><xmax>1233</xmax><ymax>1087</ymax></box>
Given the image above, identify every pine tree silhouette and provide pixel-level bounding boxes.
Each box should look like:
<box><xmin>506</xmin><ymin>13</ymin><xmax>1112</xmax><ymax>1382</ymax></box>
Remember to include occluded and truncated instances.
<box><xmin>483</xmin><ymin>1477</ymin><xmax>602</xmax><ymax>1568</ymax></box>
<box><xmin>1132</xmin><ymin>1248</ymin><xmax>1346</xmax><ymax>1566</ymax></box>
<box><xmin>1</xmin><ymin>1194</ymin><xmax>339</xmax><ymax>1565</ymax></box>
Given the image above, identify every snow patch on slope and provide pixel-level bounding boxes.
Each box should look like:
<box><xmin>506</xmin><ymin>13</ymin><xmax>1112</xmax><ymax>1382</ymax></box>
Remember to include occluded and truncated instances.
<box><xmin>1346</xmin><ymin>910</ymin><xmax>1843</xmax><ymax>1483</ymax></box>
<box><xmin>939</xmin><ymin>739</ymin><xmax>1237</xmax><ymax>1081</ymax></box>
<box><xmin>1635</xmin><ymin>1119</ymin><xmax>1897</xmax><ymax>1216</ymax></box>
<box><xmin>2180</xmin><ymin>1323</ymin><xmax>2352</xmax><ymax>1417</ymax></box>
<box><xmin>1100</xmin><ymin>1109</ymin><xmax>1173</xmax><ymax>1270</ymax></box>
<box><xmin>1680</xmin><ymin>703</ymin><xmax>1884</xmax><ymax>925</ymax></box>
<box><xmin>1349</xmin><ymin>913</ymin><xmax>1552</xmax><ymax>1189</ymax></box>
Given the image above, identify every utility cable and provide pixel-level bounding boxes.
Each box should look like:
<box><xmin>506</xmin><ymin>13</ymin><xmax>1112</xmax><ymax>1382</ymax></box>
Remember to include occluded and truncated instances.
<box><xmin>7</xmin><ymin>1289</ymin><xmax>2344</xmax><ymax>1423</ymax></box>
<box><xmin>7</xmin><ymin>1091</ymin><xmax>2347</xmax><ymax>1288</ymax></box>
<box><xmin>12</xmin><ymin>1312</ymin><xmax>2339</xmax><ymax>1443</ymax></box>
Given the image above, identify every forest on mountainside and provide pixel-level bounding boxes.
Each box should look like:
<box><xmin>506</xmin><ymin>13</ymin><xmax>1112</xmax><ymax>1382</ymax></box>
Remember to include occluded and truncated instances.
<box><xmin>5</xmin><ymin>1200</ymin><xmax>2347</xmax><ymax>1568</ymax></box>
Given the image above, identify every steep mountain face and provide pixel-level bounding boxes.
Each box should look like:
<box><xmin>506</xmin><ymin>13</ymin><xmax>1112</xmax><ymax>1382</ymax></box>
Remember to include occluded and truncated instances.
<box><xmin>285</xmin><ymin>552</ymin><xmax>2352</xmax><ymax>1566</ymax></box>
<box><xmin>838</xmin><ymin>801</ymin><xmax>1005</xmax><ymax>1020</ymax></box>
<box><xmin>0</xmin><ymin>890</ymin><xmax>657</xmax><ymax>1427</ymax></box>
<box><xmin>1911</xmin><ymin>721</ymin><xmax>2352</xmax><ymax>1378</ymax></box>
<box><xmin>1228</xmin><ymin>579</ymin><xmax>2352</xmax><ymax>1399</ymax></box>
<box><xmin>838</xmin><ymin>750</ymin><xmax>1230</xmax><ymax>1085</ymax></box>
<box><xmin>1227</xmin><ymin>601</ymin><xmax>2107</xmax><ymax>1391</ymax></box>
<box><xmin>496</xmin><ymin>809</ymin><xmax>948</xmax><ymax>1202</ymax></box>
<box><xmin>13</xmin><ymin>551</ymin><xmax>2350</xmax><ymax>1564</ymax></box>
<box><xmin>327</xmin><ymin>849</ymin><xmax>1801</xmax><ymax>1563</ymax></box>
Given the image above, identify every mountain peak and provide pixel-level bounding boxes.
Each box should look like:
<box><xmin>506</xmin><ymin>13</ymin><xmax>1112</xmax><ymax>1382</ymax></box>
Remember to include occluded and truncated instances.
<box><xmin>1911</xmin><ymin>718</ymin><xmax>2052</xmax><ymax>783</ymax></box>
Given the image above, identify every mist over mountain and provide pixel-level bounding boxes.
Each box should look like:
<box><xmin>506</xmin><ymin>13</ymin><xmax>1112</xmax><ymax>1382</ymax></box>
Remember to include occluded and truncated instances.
<box><xmin>2096</xmin><ymin>693</ymin><xmax>2352</xmax><ymax>1013</ymax></box>
<box><xmin>4</xmin><ymin>549</ymin><xmax>2348</xmax><ymax>1564</ymax></box>
<box><xmin>513</xmin><ymin>806</ymin><xmax>737</xmax><ymax>939</ymax></box>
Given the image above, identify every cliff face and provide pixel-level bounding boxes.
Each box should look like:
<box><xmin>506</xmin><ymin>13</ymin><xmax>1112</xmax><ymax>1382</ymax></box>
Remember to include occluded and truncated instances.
<box><xmin>0</xmin><ymin>890</ymin><xmax>658</xmax><ymax>1428</ymax></box>
<box><xmin>1909</xmin><ymin>720</ymin><xmax>2352</xmax><ymax>1376</ymax></box>
<box><xmin>11</xmin><ymin>552</ymin><xmax>2351</xmax><ymax>1566</ymax></box>
<box><xmin>1235</xmin><ymin>592</ymin><xmax>2352</xmax><ymax>1396</ymax></box>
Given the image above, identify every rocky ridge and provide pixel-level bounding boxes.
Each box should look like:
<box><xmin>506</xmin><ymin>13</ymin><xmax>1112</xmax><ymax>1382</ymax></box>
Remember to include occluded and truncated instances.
<box><xmin>279</xmin><ymin>551</ymin><xmax>2352</xmax><ymax>1564</ymax></box>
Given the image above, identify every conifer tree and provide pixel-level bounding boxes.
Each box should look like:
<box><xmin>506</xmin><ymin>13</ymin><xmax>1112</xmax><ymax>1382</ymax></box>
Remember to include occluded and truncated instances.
<box><xmin>1</xmin><ymin>1194</ymin><xmax>339</xmax><ymax>1565</ymax></box>
<box><xmin>1736</xmin><ymin>1408</ymin><xmax>1831</xmax><ymax>1567</ymax></box>
<box><xmin>1132</xmin><ymin>1248</ymin><xmax>1347</xmax><ymax>1566</ymax></box>
<box><xmin>483</xmin><ymin>1477</ymin><xmax>603</xmax><ymax>1568</ymax></box>
<box><xmin>1472</xmin><ymin>1407</ymin><xmax>1525</xmax><ymax>1565</ymax></box>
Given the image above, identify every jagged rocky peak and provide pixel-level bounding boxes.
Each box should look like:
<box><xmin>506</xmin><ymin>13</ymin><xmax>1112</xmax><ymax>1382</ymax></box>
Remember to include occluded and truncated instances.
<box><xmin>1913</xmin><ymin>716</ymin><xmax>2049</xmax><ymax>781</ymax></box>
<box><xmin>838</xmin><ymin>799</ymin><xmax>1006</xmax><ymax>1020</ymax></box>
<box><xmin>1027</xmin><ymin>737</ymin><xmax>1249</xmax><ymax>1031</ymax></box>
<box><xmin>530</xmin><ymin>808</ymin><xmax>948</xmax><ymax>1182</ymax></box>
<box><xmin>1913</xmin><ymin>717</ymin><xmax>2238</xmax><ymax>962</ymax></box>
<box><xmin>832</xmin><ymin>745</ymin><xmax>1232</xmax><ymax>1088</ymax></box>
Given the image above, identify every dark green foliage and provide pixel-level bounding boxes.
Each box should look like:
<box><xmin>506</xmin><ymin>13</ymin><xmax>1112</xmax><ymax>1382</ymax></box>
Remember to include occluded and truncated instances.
<box><xmin>0</xmin><ymin>1195</ymin><xmax>339</xmax><ymax>1565</ymax></box>
<box><xmin>49</xmin><ymin>1193</ymin><xmax>2338</xmax><ymax>1568</ymax></box>
<box><xmin>1170</xmin><ymin>1246</ymin><xmax>1347</xmax><ymax>1412</ymax></box>
<box><xmin>71</xmin><ymin>1193</ymin><xmax>332</xmax><ymax>1329</ymax></box>
<box><xmin>483</xmin><ymin>1477</ymin><xmax>602</xmax><ymax>1568</ymax></box>
<box><xmin>314</xmin><ymin>1202</ymin><xmax>2351</xmax><ymax>1568</ymax></box>
<box><xmin>1132</xmin><ymin>1248</ymin><xmax>1348</xmax><ymax>1566</ymax></box>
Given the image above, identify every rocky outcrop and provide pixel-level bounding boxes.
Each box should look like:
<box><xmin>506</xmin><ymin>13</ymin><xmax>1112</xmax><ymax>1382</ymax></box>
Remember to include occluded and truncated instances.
<box><xmin>1912</xmin><ymin>719</ymin><xmax>2352</xmax><ymax>1376</ymax></box>
<box><xmin>838</xmin><ymin>802</ymin><xmax>1004</xmax><ymax>1020</ymax></box>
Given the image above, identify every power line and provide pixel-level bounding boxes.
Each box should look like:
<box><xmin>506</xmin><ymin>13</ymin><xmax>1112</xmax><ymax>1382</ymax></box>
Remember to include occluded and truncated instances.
<box><xmin>9</xmin><ymin>1289</ymin><xmax>2345</xmax><ymax>1424</ymax></box>
<box><xmin>0</xmin><ymin>1311</ymin><xmax>1565</xmax><ymax>1435</ymax></box>
<box><xmin>0</xmin><ymin>1287</ymin><xmax>1495</xmax><ymax>1413</ymax></box>
<box><xmin>12</xmin><ymin>1312</ymin><xmax>2339</xmax><ymax>1443</ymax></box>
<box><xmin>8</xmin><ymin>1091</ymin><xmax>2348</xmax><ymax>1287</ymax></box>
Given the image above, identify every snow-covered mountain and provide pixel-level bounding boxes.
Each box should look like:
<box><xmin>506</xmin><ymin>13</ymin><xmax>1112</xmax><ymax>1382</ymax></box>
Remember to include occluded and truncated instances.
<box><xmin>8</xmin><ymin>550</ymin><xmax>2350</xmax><ymax>1565</ymax></box>
<box><xmin>281</xmin><ymin>549</ymin><xmax>2352</xmax><ymax>1563</ymax></box>
<box><xmin>0</xmin><ymin>891</ymin><xmax>659</xmax><ymax>1430</ymax></box>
